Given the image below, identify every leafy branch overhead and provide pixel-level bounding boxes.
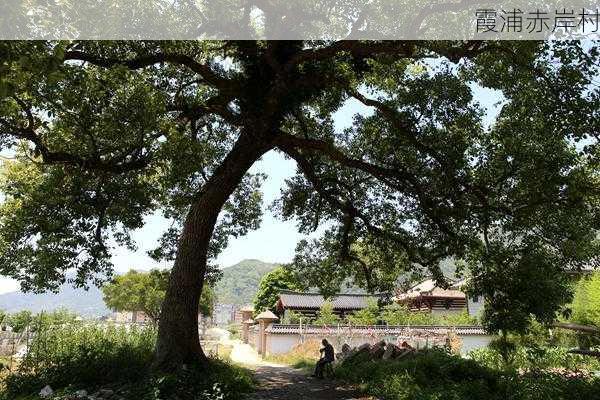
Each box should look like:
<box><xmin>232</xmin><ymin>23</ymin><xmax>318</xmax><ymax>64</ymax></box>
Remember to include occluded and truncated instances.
<box><xmin>0</xmin><ymin>40</ymin><xmax>599</xmax><ymax>340</ymax></box>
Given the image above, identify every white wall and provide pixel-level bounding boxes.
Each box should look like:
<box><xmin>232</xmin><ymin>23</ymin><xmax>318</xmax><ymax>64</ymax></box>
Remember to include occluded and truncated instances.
<box><xmin>467</xmin><ymin>296</ymin><xmax>484</xmax><ymax>318</ymax></box>
<box><xmin>263</xmin><ymin>332</ymin><xmax>494</xmax><ymax>357</ymax></box>
<box><xmin>461</xmin><ymin>334</ymin><xmax>494</xmax><ymax>355</ymax></box>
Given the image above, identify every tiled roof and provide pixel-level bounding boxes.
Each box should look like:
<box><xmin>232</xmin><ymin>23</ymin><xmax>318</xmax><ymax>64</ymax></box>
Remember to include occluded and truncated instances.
<box><xmin>277</xmin><ymin>290</ymin><xmax>382</xmax><ymax>310</ymax></box>
<box><xmin>265</xmin><ymin>324</ymin><xmax>487</xmax><ymax>336</ymax></box>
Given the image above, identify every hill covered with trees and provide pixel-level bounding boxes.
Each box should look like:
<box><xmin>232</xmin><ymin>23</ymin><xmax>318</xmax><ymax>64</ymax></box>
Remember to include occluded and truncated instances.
<box><xmin>214</xmin><ymin>259</ymin><xmax>279</xmax><ymax>305</ymax></box>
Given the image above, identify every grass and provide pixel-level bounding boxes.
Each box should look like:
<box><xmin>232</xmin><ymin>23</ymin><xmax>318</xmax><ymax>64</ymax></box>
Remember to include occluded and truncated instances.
<box><xmin>218</xmin><ymin>343</ymin><xmax>233</xmax><ymax>360</ymax></box>
<box><xmin>265</xmin><ymin>339</ymin><xmax>320</xmax><ymax>373</ymax></box>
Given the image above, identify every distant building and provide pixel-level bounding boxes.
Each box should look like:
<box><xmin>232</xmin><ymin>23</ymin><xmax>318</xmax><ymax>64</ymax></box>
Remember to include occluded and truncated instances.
<box><xmin>113</xmin><ymin>310</ymin><xmax>153</xmax><ymax>324</ymax></box>
<box><xmin>448</xmin><ymin>279</ymin><xmax>484</xmax><ymax>317</ymax></box>
<box><xmin>275</xmin><ymin>290</ymin><xmax>383</xmax><ymax>319</ymax></box>
<box><xmin>394</xmin><ymin>279</ymin><xmax>467</xmax><ymax>316</ymax></box>
<box><xmin>213</xmin><ymin>304</ymin><xmax>237</xmax><ymax>325</ymax></box>
<box><xmin>112</xmin><ymin>310</ymin><xmax>211</xmax><ymax>326</ymax></box>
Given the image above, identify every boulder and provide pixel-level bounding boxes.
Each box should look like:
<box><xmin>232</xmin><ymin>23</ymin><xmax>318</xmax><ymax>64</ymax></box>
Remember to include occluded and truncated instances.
<box><xmin>382</xmin><ymin>344</ymin><xmax>400</xmax><ymax>360</ymax></box>
<box><xmin>393</xmin><ymin>348</ymin><xmax>415</xmax><ymax>360</ymax></box>
<box><xmin>341</xmin><ymin>344</ymin><xmax>372</xmax><ymax>365</ymax></box>
<box><xmin>357</xmin><ymin>343</ymin><xmax>371</xmax><ymax>352</ymax></box>
<box><xmin>369</xmin><ymin>341</ymin><xmax>386</xmax><ymax>359</ymax></box>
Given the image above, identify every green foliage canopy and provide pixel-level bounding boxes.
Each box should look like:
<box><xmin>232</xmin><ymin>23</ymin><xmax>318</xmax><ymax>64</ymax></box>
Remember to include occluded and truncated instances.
<box><xmin>572</xmin><ymin>271</ymin><xmax>600</xmax><ymax>327</ymax></box>
<box><xmin>253</xmin><ymin>266</ymin><xmax>302</xmax><ymax>314</ymax></box>
<box><xmin>102</xmin><ymin>269</ymin><xmax>214</xmax><ymax>324</ymax></box>
<box><xmin>0</xmin><ymin>40</ymin><xmax>598</xmax><ymax>341</ymax></box>
<box><xmin>313</xmin><ymin>301</ymin><xmax>340</xmax><ymax>326</ymax></box>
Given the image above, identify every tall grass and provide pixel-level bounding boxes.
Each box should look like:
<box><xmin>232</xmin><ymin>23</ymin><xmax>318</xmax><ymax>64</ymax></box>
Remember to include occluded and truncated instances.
<box><xmin>266</xmin><ymin>340</ymin><xmax>320</xmax><ymax>372</ymax></box>
<box><xmin>1</xmin><ymin>323</ymin><xmax>254</xmax><ymax>400</ymax></box>
<box><xmin>4</xmin><ymin>323</ymin><xmax>155</xmax><ymax>396</ymax></box>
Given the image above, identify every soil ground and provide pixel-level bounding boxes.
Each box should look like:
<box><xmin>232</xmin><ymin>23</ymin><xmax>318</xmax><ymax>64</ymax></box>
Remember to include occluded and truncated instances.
<box><xmin>227</xmin><ymin>339</ymin><xmax>372</xmax><ymax>400</ymax></box>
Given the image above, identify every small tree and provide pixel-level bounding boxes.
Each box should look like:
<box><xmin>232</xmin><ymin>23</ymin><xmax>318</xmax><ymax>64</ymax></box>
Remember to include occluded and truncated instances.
<box><xmin>253</xmin><ymin>266</ymin><xmax>302</xmax><ymax>314</ymax></box>
<box><xmin>347</xmin><ymin>299</ymin><xmax>379</xmax><ymax>325</ymax></box>
<box><xmin>282</xmin><ymin>310</ymin><xmax>303</xmax><ymax>324</ymax></box>
<box><xmin>103</xmin><ymin>269</ymin><xmax>214</xmax><ymax>325</ymax></box>
<box><xmin>572</xmin><ymin>271</ymin><xmax>600</xmax><ymax>327</ymax></box>
<box><xmin>6</xmin><ymin>310</ymin><xmax>33</xmax><ymax>333</ymax></box>
<box><xmin>380</xmin><ymin>303</ymin><xmax>436</xmax><ymax>326</ymax></box>
<box><xmin>313</xmin><ymin>301</ymin><xmax>340</xmax><ymax>326</ymax></box>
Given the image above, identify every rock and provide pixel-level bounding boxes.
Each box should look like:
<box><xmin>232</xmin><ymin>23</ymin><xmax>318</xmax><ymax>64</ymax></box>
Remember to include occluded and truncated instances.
<box><xmin>75</xmin><ymin>389</ymin><xmax>88</xmax><ymax>398</ymax></box>
<box><xmin>39</xmin><ymin>385</ymin><xmax>54</xmax><ymax>398</ymax></box>
<box><xmin>369</xmin><ymin>341</ymin><xmax>386</xmax><ymax>359</ymax></box>
<box><xmin>341</xmin><ymin>343</ymin><xmax>351</xmax><ymax>353</ymax></box>
<box><xmin>357</xmin><ymin>343</ymin><xmax>371</xmax><ymax>352</ymax></box>
<box><xmin>399</xmin><ymin>340</ymin><xmax>414</xmax><ymax>350</ymax></box>
<box><xmin>393</xmin><ymin>348</ymin><xmax>414</xmax><ymax>359</ymax></box>
<box><xmin>382</xmin><ymin>344</ymin><xmax>399</xmax><ymax>360</ymax></box>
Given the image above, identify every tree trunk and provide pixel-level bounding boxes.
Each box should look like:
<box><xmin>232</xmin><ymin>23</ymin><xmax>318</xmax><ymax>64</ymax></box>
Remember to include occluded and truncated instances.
<box><xmin>154</xmin><ymin>133</ymin><xmax>272</xmax><ymax>371</ymax></box>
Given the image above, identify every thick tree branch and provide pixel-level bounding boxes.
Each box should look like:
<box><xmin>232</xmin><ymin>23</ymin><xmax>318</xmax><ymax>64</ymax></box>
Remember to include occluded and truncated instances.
<box><xmin>280</xmin><ymin>143</ymin><xmax>443</xmax><ymax>268</ymax></box>
<box><xmin>285</xmin><ymin>41</ymin><xmax>416</xmax><ymax>70</ymax></box>
<box><xmin>275</xmin><ymin>133</ymin><xmax>458</xmax><ymax>238</ymax></box>
<box><xmin>64</xmin><ymin>51</ymin><xmax>230</xmax><ymax>90</ymax></box>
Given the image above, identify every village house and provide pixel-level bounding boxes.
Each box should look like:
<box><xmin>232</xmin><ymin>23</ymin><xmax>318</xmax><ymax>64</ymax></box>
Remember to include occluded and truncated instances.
<box><xmin>275</xmin><ymin>290</ymin><xmax>384</xmax><ymax>320</ymax></box>
<box><xmin>394</xmin><ymin>279</ymin><xmax>469</xmax><ymax>316</ymax></box>
<box><xmin>244</xmin><ymin>283</ymin><xmax>495</xmax><ymax>357</ymax></box>
<box><xmin>112</xmin><ymin>310</ymin><xmax>154</xmax><ymax>324</ymax></box>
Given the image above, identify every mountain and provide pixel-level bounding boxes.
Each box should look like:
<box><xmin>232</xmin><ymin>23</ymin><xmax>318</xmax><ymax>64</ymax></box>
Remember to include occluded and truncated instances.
<box><xmin>0</xmin><ymin>259</ymin><xmax>280</xmax><ymax>316</ymax></box>
<box><xmin>215</xmin><ymin>259</ymin><xmax>279</xmax><ymax>305</ymax></box>
<box><xmin>0</xmin><ymin>281</ymin><xmax>110</xmax><ymax>317</ymax></box>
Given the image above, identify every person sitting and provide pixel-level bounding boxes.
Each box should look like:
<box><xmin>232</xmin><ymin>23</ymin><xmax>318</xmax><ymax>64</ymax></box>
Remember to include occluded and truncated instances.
<box><xmin>312</xmin><ymin>339</ymin><xmax>335</xmax><ymax>379</ymax></box>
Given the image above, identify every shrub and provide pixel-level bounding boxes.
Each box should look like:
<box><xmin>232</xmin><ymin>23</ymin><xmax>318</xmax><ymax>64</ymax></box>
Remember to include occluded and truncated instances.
<box><xmin>2</xmin><ymin>323</ymin><xmax>254</xmax><ymax>400</ymax></box>
<box><xmin>313</xmin><ymin>301</ymin><xmax>340</xmax><ymax>326</ymax></box>
<box><xmin>347</xmin><ymin>299</ymin><xmax>379</xmax><ymax>325</ymax></box>
<box><xmin>469</xmin><ymin>345</ymin><xmax>600</xmax><ymax>372</ymax></box>
<box><xmin>4</xmin><ymin>323</ymin><xmax>156</xmax><ymax>396</ymax></box>
<box><xmin>335</xmin><ymin>348</ymin><xmax>600</xmax><ymax>400</ymax></box>
<box><xmin>380</xmin><ymin>304</ymin><xmax>436</xmax><ymax>325</ymax></box>
<box><xmin>126</xmin><ymin>359</ymin><xmax>254</xmax><ymax>400</ymax></box>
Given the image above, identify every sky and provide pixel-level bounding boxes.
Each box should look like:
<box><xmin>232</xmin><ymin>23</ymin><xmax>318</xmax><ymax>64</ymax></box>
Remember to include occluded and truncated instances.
<box><xmin>0</xmin><ymin>77</ymin><xmax>502</xmax><ymax>295</ymax></box>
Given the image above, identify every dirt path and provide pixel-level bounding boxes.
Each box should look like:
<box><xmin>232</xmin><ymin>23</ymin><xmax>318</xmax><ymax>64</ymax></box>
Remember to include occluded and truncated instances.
<box><xmin>247</xmin><ymin>364</ymin><xmax>369</xmax><ymax>400</ymax></box>
<box><xmin>226</xmin><ymin>340</ymin><xmax>371</xmax><ymax>400</ymax></box>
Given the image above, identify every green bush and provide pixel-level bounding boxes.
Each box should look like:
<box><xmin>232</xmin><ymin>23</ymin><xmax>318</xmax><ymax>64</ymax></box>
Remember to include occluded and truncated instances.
<box><xmin>2</xmin><ymin>323</ymin><xmax>254</xmax><ymax>400</ymax></box>
<box><xmin>335</xmin><ymin>348</ymin><xmax>600</xmax><ymax>400</ymax></box>
<box><xmin>379</xmin><ymin>303</ymin><xmax>477</xmax><ymax>326</ymax></box>
<box><xmin>4</xmin><ymin>323</ymin><xmax>156</xmax><ymax>396</ymax></box>
<box><xmin>469</xmin><ymin>345</ymin><xmax>600</xmax><ymax>372</ymax></box>
<box><xmin>313</xmin><ymin>301</ymin><xmax>340</xmax><ymax>326</ymax></box>
<box><xmin>125</xmin><ymin>360</ymin><xmax>254</xmax><ymax>400</ymax></box>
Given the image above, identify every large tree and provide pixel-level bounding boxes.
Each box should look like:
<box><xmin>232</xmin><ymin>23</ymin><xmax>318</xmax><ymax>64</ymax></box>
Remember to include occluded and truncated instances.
<box><xmin>0</xmin><ymin>40</ymin><xmax>599</xmax><ymax>371</ymax></box>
